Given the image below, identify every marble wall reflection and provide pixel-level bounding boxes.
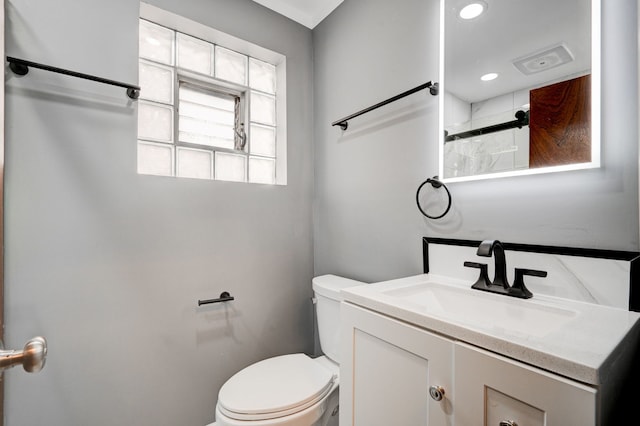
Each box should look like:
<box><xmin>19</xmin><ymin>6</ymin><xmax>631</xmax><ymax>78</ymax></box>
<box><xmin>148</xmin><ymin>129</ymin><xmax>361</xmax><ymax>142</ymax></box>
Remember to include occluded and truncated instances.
<box><xmin>443</xmin><ymin>90</ymin><xmax>530</xmax><ymax>178</ymax></box>
<box><xmin>428</xmin><ymin>242</ymin><xmax>633</xmax><ymax>309</ymax></box>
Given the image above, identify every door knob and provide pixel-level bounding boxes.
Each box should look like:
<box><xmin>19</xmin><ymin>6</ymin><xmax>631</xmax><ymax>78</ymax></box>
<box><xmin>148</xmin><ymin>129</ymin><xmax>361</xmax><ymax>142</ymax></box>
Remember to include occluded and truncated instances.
<box><xmin>0</xmin><ymin>336</ymin><xmax>47</xmax><ymax>373</ymax></box>
<box><xmin>429</xmin><ymin>385</ymin><xmax>445</xmax><ymax>401</ymax></box>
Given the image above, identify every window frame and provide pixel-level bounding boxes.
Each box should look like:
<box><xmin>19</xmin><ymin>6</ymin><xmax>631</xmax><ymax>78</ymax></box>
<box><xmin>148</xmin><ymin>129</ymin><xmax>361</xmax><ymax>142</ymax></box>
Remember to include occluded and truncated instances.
<box><xmin>138</xmin><ymin>4</ymin><xmax>287</xmax><ymax>185</ymax></box>
<box><xmin>176</xmin><ymin>70</ymin><xmax>248</xmax><ymax>151</ymax></box>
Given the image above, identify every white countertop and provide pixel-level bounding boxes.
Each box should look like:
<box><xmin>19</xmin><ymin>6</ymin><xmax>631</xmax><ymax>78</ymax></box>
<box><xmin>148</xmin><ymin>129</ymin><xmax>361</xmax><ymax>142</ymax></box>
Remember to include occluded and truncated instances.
<box><xmin>341</xmin><ymin>273</ymin><xmax>640</xmax><ymax>385</ymax></box>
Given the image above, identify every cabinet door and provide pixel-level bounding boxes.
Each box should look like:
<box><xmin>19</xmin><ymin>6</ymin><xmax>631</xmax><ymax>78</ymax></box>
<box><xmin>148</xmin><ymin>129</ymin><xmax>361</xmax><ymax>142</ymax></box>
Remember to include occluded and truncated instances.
<box><xmin>454</xmin><ymin>342</ymin><xmax>597</xmax><ymax>426</ymax></box>
<box><xmin>340</xmin><ymin>303</ymin><xmax>454</xmax><ymax>426</ymax></box>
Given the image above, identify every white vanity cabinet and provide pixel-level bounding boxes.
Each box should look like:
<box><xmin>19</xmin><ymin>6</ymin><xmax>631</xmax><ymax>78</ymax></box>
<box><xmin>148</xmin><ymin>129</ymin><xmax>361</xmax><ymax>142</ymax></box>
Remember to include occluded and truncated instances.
<box><xmin>340</xmin><ymin>302</ymin><xmax>599</xmax><ymax>426</ymax></box>
<box><xmin>340</xmin><ymin>302</ymin><xmax>454</xmax><ymax>425</ymax></box>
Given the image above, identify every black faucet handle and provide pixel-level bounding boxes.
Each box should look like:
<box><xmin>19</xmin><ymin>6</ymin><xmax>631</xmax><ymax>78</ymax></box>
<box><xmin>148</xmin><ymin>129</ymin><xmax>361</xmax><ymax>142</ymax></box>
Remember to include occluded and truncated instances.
<box><xmin>516</xmin><ymin>268</ymin><xmax>547</xmax><ymax>278</ymax></box>
<box><xmin>464</xmin><ymin>261</ymin><xmax>490</xmax><ymax>290</ymax></box>
<box><xmin>509</xmin><ymin>268</ymin><xmax>548</xmax><ymax>299</ymax></box>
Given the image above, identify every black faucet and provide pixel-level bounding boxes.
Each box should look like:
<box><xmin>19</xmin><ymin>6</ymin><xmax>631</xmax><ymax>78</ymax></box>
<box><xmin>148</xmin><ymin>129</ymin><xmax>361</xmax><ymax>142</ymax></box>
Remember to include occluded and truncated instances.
<box><xmin>464</xmin><ymin>239</ymin><xmax>547</xmax><ymax>299</ymax></box>
<box><xmin>477</xmin><ymin>240</ymin><xmax>509</xmax><ymax>290</ymax></box>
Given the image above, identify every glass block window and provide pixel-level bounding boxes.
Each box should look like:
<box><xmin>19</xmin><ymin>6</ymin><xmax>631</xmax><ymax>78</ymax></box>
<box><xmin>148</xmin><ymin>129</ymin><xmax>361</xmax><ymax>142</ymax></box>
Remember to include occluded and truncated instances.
<box><xmin>137</xmin><ymin>18</ymin><xmax>283</xmax><ymax>185</ymax></box>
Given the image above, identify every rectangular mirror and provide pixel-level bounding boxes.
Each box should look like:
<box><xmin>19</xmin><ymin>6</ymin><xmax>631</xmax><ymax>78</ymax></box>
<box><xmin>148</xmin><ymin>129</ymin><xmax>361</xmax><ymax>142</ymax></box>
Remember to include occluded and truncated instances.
<box><xmin>439</xmin><ymin>0</ymin><xmax>600</xmax><ymax>182</ymax></box>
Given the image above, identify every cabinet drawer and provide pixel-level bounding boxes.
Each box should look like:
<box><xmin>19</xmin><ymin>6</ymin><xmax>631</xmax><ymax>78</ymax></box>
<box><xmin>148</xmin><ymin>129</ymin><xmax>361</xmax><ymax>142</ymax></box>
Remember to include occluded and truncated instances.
<box><xmin>454</xmin><ymin>342</ymin><xmax>597</xmax><ymax>426</ymax></box>
<box><xmin>486</xmin><ymin>387</ymin><xmax>545</xmax><ymax>426</ymax></box>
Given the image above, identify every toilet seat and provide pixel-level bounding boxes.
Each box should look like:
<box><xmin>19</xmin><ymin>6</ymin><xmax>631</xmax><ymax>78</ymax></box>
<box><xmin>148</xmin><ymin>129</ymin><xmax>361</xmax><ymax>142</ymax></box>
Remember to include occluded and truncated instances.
<box><xmin>217</xmin><ymin>354</ymin><xmax>336</xmax><ymax>421</ymax></box>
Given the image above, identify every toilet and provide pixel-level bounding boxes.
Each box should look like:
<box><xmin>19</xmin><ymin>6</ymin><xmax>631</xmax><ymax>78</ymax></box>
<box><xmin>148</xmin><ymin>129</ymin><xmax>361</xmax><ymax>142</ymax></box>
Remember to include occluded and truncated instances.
<box><xmin>209</xmin><ymin>274</ymin><xmax>364</xmax><ymax>426</ymax></box>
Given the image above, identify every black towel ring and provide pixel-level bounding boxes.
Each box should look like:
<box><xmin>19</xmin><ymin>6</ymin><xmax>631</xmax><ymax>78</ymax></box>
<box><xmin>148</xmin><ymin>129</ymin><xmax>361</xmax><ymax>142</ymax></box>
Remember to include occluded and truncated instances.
<box><xmin>416</xmin><ymin>176</ymin><xmax>452</xmax><ymax>220</ymax></box>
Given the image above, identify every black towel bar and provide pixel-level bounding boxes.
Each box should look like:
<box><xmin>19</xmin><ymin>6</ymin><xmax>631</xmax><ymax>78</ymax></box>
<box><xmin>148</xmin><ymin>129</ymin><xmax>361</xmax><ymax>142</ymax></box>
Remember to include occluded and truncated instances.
<box><xmin>7</xmin><ymin>56</ymin><xmax>141</xmax><ymax>100</ymax></box>
<box><xmin>332</xmin><ymin>81</ymin><xmax>439</xmax><ymax>131</ymax></box>
<box><xmin>445</xmin><ymin>110</ymin><xmax>529</xmax><ymax>142</ymax></box>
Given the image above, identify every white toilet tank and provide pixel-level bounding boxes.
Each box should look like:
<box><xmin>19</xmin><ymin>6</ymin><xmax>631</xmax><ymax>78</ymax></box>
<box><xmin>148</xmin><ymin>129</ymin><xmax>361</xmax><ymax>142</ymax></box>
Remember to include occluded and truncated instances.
<box><xmin>312</xmin><ymin>275</ymin><xmax>364</xmax><ymax>364</ymax></box>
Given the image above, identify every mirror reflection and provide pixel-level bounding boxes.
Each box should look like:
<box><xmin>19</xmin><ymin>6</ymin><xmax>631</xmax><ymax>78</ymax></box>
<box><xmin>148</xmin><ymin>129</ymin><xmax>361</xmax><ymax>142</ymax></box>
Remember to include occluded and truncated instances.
<box><xmin>440</xmin><ymin>0</ymin><xmax>599</xmax><ymax>181</ymax></box>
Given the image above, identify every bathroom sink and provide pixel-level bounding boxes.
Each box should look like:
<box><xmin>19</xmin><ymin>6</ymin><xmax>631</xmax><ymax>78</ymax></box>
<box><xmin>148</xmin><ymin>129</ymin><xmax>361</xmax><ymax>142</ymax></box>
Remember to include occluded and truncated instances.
<box><xmin>382</xmin><ymin>281</ymin><xmax>578</xmax><ymax>338</ymax></box>
<box><xmin>340</xmin><ymin>273</ymin><xmax>640</xmax><ymax>385</ymax></box>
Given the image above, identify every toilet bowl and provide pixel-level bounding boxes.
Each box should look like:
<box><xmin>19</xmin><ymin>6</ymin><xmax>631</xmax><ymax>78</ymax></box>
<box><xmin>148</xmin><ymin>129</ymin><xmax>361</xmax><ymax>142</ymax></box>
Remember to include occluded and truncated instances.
<box><xmin>209</xmin><ymin>275</ymin><xmax>364</xmax><ymax>426</ymax></box>
<box><xmin>213</xmin><ymin>354</ymin><xmax>339</xmax><ymax>426</ymax></box>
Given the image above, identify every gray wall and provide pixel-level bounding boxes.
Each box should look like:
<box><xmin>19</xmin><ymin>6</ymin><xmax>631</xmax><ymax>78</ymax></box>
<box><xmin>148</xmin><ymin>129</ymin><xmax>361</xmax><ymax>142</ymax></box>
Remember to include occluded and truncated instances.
<box><xmin>4</xmin><ymin>0</ymin><xmax>314</xmax><ymax>425</ymax></box>
<box><xmin>3</xmin><ymin>0</ymin><xmax>639</xmax><ymax>424</ymax></box>
<box><xmin>313</xmin><ymin>0</ymin><xmax>639</xmax><ymax>283</ymax></box>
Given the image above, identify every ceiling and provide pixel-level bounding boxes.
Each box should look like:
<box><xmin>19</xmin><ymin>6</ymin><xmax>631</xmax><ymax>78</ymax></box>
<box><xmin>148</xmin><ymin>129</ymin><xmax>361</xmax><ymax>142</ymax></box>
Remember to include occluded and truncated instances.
<box><xmin>446</xmin><ymin>0</ymin><xmax>590</xmax><ymax>103</ymax></box>
<box><xmin>251</xmin><ymin>0</ymin><xmax>344</xmax><ymax>29</ymax></box>
<box><xmin>252</xmin><ymin>0</ymin><xmax>591</xmax><ymax>104</ymax></box>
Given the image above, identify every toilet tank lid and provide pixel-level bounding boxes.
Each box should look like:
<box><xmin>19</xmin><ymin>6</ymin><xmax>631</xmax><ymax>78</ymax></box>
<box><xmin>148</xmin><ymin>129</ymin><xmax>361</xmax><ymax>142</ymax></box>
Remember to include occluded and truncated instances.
<box><xmin>312</xmin><ymin>274</ymin><xmax>365</xmax><ymax>301</ymax></box>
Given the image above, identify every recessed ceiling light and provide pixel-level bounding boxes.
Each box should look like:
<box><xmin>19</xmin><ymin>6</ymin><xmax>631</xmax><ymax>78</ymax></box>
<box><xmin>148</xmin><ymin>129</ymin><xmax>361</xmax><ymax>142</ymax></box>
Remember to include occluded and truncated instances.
<box><xmin>459</xmin><ymin>2</ymin><xmax>487</xmax><ymax>20</ymax></box>
<box><xmin>480</xmin><ymin>72</ymin><xmax>498</xmax><ymax>81</ymax></box>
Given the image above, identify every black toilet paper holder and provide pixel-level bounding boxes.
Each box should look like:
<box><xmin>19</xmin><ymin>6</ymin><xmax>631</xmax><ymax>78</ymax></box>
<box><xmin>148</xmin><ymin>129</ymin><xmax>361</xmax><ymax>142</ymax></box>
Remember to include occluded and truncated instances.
<box><xmin>198</xmin><ymin>292</ymin><xmax>235</xmax><ymax>306</ymax></box>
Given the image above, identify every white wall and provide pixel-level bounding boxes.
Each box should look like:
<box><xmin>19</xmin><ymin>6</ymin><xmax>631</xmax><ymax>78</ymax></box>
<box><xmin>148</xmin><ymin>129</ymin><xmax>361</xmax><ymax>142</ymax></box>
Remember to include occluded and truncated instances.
<box><xmin>313</xmin><ymin>0</ymin><xmax>639</xmax><ymax>283</ymax></box>
<box><xmin>4</xmin><ymin>0</ymin><xmax>314</xmax><ymax>425</ymax></box>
